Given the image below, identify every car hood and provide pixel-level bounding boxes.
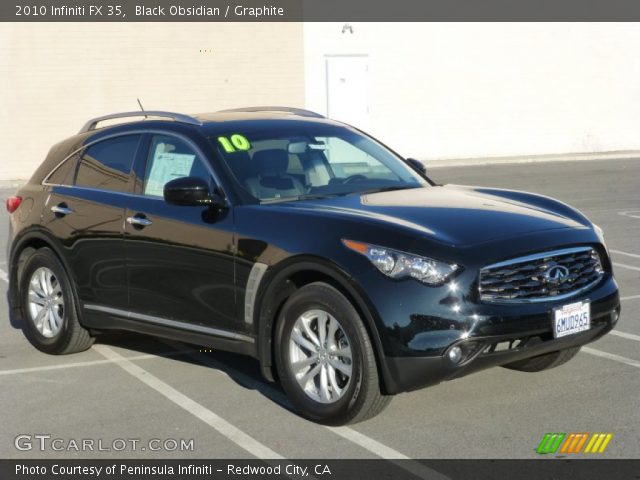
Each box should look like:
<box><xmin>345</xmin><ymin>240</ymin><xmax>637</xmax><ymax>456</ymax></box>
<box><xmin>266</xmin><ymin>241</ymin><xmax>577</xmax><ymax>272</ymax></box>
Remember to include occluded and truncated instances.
<box><xmin>271</xmin><ymin>185</ymin><xmax>590</xmax><ymax>247</ymax></box>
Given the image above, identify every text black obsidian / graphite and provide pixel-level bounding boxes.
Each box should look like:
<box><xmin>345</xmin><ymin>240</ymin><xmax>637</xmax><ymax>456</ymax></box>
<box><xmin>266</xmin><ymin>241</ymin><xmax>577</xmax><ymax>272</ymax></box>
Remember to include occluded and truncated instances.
<box><xmin>135</xmin><ymin>4</ymin><xmax>285</xmax><ymax>17</ymax></box>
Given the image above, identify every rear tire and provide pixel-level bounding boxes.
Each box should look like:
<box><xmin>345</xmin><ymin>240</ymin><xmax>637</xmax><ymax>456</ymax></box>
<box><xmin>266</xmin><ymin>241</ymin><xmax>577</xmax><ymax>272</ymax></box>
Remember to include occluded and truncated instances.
<box><xmin>275</xmin><ymin>282</ymin><xmax>391</xmax><ymax>425</ymax></box>
<box><xmin>502</xmin><ymin>347</ymin><xmax>580</xmax><ymax>372</ymax></box>
<box><xmin>19</xmin><ymin>248</ymin><xmax>94</xmax><ymax>354</ymax></box>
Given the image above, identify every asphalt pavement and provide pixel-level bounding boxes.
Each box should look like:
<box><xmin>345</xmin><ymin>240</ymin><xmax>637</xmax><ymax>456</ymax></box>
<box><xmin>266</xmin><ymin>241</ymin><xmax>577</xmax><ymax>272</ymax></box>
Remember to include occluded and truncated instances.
<box><xmin>0</xmin><ymin>158</ymin><xmax>638</xmax><ymax>461</ymax></box>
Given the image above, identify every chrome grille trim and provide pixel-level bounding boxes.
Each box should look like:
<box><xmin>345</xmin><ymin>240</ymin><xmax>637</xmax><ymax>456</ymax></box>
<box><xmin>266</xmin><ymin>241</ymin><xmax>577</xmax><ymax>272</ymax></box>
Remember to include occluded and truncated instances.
<box><xmin>479</xmin><ymin>246</ymin><xmax>604</xmax><ymax>303</ymax></box>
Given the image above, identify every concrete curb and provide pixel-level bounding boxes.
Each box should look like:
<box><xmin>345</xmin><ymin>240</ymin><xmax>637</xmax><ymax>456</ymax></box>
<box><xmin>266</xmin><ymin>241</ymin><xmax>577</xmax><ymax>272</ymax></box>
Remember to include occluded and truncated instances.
<box><xmin>424</xmin><ymin>150</ymin><xmax>640</xmax><ymax>168</ymax></box>
<box><xmin>0</xmin><ymin>180</ymin><xmax>26</xmax><ymax>190</ymax></box>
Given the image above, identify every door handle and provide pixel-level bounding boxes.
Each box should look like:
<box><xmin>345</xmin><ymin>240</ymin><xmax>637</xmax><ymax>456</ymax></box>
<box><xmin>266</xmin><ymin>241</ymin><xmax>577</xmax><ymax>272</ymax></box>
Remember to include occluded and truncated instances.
<box><xmin>126</xmin><ymin>215</ymin><xmax>153</xmax><ymax>227</ymax></box>
<box><xmin>51</xmin><ymin>204</ymin><xmax>73</xmax><ymax>216</ymax></box>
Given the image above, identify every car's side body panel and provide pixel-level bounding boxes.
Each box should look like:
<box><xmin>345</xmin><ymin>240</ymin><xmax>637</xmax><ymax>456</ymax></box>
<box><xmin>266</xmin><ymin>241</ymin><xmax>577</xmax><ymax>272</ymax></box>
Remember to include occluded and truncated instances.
<box><xmin>41</xmin><ymin>185</ymin><xmax>130</xmax><ymax>311</ymax></box>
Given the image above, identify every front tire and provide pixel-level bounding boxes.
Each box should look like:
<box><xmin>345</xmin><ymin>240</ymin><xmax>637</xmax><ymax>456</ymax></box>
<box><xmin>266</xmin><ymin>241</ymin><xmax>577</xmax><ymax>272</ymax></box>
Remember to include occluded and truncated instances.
<box><xmin>19</xmin><ymin>248</ymin><xmax>94</xmax><ymax>354</ymax></box>
<box><xmin>502</xmin><ymin>347</ymin><xmax>580</xmax><ymax>372</ymax></box>
<box><xmin>275</xmin><ymin>282</ymin><xmax>391</xmax><ymax>425</ymax></box>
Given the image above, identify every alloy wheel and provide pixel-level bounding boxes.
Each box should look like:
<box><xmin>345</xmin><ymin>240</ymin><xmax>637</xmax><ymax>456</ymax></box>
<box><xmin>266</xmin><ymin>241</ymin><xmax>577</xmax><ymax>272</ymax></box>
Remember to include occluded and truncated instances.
<box><xmin>288</xmin><ymin>309</ymin><xmax>353</xmax><ymax>403</ymax></box>
<box><xmin>27</xmin><ymin>267</ymin><xmax>65</xmax><ymax>338</ymax></box>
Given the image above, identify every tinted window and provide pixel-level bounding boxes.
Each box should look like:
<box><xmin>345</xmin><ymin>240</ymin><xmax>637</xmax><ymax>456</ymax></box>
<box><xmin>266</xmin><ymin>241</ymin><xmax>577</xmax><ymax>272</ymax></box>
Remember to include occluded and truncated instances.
<box><xmin>212</xmin><ymin>125</ymin><xmax>425</xmax><ymax>202</ymax></box>
<box><xmin>143</xmin><ymin>135</ymin><xmax>210</xmax><ymax>198</ymax></box>
<box><xmin>75</xmin><ymin>135</ymin><xmax>141</xmax><ymax>192</ymax></box>
<box><xmin>318</xmin><ymin>137</ymin><xmax>397</xmax><ymax>181</ymax></box>
<box><xmin>46</xmin><ymin>154</ymin><xmax>78</xmax><ymax>185</ymax></box>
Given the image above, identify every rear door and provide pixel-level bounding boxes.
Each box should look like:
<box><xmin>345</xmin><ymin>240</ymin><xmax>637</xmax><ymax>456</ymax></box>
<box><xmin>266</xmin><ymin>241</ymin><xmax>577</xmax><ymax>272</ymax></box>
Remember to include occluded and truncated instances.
<box><xmin>124</xmin><ymin>133</ymin><xmax>238</xmax><ymax>335</ymax></box>
<box><xmin>41</xmin><ymin>134</ymin><xmax>141</xmax><ymax>312</ymax></box>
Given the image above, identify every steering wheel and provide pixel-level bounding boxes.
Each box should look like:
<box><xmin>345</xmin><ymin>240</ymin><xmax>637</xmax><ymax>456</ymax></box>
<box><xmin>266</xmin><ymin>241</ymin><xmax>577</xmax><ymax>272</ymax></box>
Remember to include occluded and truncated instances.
<box><xmin>342</xmin><ymin>174</ymin><xmax>368</xmax><ymax>184</ymax></box>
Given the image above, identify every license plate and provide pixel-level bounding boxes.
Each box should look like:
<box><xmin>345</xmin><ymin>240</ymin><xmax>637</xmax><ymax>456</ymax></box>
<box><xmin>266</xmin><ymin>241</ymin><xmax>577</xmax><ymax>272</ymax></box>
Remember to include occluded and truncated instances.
<box><xmin>553</xmin><ymin>301</ymin><xmax>590</xmax><ymax>338</ymax></box>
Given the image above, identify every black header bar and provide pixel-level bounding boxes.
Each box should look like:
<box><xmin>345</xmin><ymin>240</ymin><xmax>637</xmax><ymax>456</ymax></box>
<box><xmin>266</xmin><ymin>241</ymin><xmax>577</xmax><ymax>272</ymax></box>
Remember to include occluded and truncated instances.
<box><xmin>4</xmin><ymin>0</ymin><xmax>640</xmax><ymax>22</ymax></box>
<box><xmin>1</xmin><ymin>459</ymin><xmax>639</xmax><ymax>480</ymax></box>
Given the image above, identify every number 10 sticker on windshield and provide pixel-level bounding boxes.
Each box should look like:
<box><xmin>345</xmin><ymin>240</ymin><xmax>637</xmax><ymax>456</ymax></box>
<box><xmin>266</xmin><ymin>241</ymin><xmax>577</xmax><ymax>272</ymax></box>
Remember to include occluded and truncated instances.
<box><xmin>218</xmin><ymin>134</ymin><xmax>251</xmax><ymax>153</ymax></box>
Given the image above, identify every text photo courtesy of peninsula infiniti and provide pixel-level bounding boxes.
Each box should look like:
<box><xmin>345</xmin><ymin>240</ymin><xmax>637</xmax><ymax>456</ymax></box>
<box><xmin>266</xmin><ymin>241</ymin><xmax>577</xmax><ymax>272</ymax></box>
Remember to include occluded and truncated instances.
<box><xmin>5</xmin><ymin>107</ymin><xmax>620</xmax><ymax>425</ymax></box>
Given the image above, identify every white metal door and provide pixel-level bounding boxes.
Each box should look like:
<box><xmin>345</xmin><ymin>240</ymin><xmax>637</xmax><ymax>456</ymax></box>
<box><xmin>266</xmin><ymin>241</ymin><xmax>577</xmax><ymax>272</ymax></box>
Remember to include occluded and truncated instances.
<box><xmin>326</xmin><ymin>56</ymin><xmax>369</xmax><ymax>128</ymax></box>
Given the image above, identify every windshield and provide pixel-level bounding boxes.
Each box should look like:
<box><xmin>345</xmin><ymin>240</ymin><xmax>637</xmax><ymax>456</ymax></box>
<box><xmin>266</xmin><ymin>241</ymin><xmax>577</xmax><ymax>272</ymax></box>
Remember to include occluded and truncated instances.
<box><xmin>211</xmin><ymin>124</ymin><xmax>427</xmax><ymax>202</ymax></box>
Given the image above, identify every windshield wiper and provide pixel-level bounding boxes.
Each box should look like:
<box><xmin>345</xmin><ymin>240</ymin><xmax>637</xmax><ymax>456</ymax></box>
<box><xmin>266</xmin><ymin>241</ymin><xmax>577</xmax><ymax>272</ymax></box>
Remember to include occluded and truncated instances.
<box><xmin>352</xmin><ymin>185</ymin><xmax>421</xmax><ymax>196</ymax></box>
<box><xmin>260</xmin><ymin>186</ymin><xmax>420</xmax><ymax>204</ymax></box>
<box><xmin>260</xmin><ymin>192</ymin><xmax>346</xmax><ymax>204</ymax></box>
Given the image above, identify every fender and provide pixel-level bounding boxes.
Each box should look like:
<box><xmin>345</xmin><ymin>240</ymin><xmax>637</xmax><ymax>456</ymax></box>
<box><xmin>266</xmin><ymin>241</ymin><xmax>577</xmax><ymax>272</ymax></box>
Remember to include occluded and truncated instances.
<box><xmin>253</xmin><ymin>255</ymin><xmax>394</xmax><ymax>392</ymax></box>
<box><xmin>7</xmin><ymin>227</ymin><xmax>72</xmax><ymax>309</ymax></box>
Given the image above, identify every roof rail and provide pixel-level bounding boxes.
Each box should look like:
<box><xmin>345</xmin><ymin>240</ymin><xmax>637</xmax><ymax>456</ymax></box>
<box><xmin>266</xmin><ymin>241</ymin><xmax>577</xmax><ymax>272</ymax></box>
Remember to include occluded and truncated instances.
<box><xmin>217</xmin><ymin>106</ymin><xmax>325</xmax><ymax>119</ymax></box>
<box><xmin>79</xmin><ymin>111</ymin><xmax>202</xmax><ymax>133</ymax></box>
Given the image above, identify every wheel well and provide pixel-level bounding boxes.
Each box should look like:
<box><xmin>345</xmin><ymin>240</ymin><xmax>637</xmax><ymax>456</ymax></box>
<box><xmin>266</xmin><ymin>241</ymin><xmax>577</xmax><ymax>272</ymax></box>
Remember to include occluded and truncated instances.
<box><xmin>9</xmin><ymin>237</ymin><xmax>56</xmax><ymax>310</ymax></box>
<box><xmin>259</xmin><ymin>265</ymin><xmax>389</xmax><ymax>393</ymax></box>
<box><xmin>270</xmin><ymin>270</ymin><xmax>348</xmax><ymax>363</ymax></box>
<box><xmin>16</xmin><ymin>243</ymin><xmax>43</xmax><ymax>279</ymax></box>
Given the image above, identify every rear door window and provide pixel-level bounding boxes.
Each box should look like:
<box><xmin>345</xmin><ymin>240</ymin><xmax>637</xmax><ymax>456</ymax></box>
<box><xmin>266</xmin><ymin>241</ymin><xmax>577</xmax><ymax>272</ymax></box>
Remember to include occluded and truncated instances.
<box><xmin>75</xmin><ymin>135</ymin><xmax>141</xmax><ymax>192</ymax></box>
<box><xmin>45</xmin><ymin>154</ymin><xmax>78</xmax><ymax>185</ymax></box>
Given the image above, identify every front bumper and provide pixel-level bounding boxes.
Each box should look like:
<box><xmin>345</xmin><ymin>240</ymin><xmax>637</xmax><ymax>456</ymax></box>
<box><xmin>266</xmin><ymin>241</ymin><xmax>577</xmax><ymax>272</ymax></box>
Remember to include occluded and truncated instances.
<box><xmin>377</xmin><ymin>284</ymin><xmax>620</xmax><ymax>394</ymax></box>
<box><xmin>382</xmin><ymin>292</ymin><xmax>619</xmax><ymax>394</ymax></box>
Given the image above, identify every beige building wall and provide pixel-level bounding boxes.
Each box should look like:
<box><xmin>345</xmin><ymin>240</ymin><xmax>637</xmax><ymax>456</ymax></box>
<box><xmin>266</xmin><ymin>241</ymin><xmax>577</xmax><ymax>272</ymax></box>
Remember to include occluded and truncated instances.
<box><xmin>304</xmin><ymin>23</ymin><xmax>640</xmax><ymax>161</ymax></box>
<box><xmin>0</xmin><ymin>23</ymin><xmax>304</xmax><ymax>180</ymax></box>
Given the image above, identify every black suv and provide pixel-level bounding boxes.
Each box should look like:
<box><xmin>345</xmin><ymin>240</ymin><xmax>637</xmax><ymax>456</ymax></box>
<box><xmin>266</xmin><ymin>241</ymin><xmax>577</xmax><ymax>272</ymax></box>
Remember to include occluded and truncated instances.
<box><xmin>6</xmin><ymin>108</ymin><xmax>620</xmax><ymax>424</ymax></box>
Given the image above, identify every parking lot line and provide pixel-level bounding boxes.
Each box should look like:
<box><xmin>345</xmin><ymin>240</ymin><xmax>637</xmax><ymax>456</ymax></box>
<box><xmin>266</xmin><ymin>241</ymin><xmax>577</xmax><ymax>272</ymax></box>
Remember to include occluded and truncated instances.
<box><xmin>612</xmin><ymin>262</ymin><xmax>640</xmax><ymax>272</ymax></box>
<box><xmin>159</xmin><ymin>340</ymin><xmax>450</xmax><ymax>479</ymax></box>
<box><xmin>160</xmin><ymin>340</ymin><xmax>296</xmax><ymax>401</ymax></box>
<box><xmin>618</xmin><ymin>211</ymin><xmax>640</xmax><ymax>220</ymax></box>
<box><xmin>328</xmin><ymin>426</ymin><xmax>410</xmax><ymax>459</ymax></box>
<box><xmin>609</xmin><ymin>330</ymin><xmax>640</xmax><ymax>342</ymax></box>
<box><xmin>0</xmin><ymin>267</ymin><xmax>8</xmax><ymax>283</ymax></box>
<box><xmin>621</xmin><ymin>294</ymin><xmax>640</xmax><ymax>301</ymax></box>
<box><xmin>328</xmin><ymin>427</ymin><xmax>450</xmax><ymax>479</ymax></box>
<box><xmin>0</xmin><ymin>349</ymin><xmax>194</xmax><ymax>376</ymax></box>
<box><xmin>93</xmin><ymin>344</ymin><xmax>284</xmax><ymax>460</ymax></box>
<box><xmin>582</xmin><ymin>347</ymin><xmax>640</xmax><ymax>369</ymax></box>
<box><xmin>611</xmin><ymin>249</ymin><xmax>640</xmax><ymax>259</ymax></box>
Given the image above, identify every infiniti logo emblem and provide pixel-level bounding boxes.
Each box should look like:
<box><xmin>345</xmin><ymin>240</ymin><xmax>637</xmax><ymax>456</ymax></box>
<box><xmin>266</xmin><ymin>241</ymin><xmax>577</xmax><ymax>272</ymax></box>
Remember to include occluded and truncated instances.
<box><xmin>545</xmin><ymin>265</ymin><xmax>570</xmax><ymax>283</ymax></box>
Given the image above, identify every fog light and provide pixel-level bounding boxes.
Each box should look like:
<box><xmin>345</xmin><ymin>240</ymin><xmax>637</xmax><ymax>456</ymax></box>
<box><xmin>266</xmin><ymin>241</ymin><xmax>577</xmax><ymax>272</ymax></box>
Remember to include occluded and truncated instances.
<box><xmin>448</xmin><ymin>346</ymin><xmax>463</xmax><ymax>364</ymax></box>
<box><xmin>612</xmin><ymin>309</ymin><xmax>620</xmax><ymax>323</ymax></box>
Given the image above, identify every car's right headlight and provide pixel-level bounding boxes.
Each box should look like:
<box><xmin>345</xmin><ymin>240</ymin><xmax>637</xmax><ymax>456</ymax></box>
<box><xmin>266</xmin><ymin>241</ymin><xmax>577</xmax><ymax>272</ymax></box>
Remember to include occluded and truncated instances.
<box><xmin>342</xmin><ymin>239</ymin><xmax>460</xmax><ymax>286</ymax></box>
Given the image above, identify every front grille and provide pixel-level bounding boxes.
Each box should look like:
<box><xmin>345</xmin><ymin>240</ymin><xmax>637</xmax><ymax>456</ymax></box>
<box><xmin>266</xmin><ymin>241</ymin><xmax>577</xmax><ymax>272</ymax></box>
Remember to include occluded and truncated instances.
<box><xmin>479</xmin><ymin>246</ymin><xmax>604</xmax><ymax>303</ymax></box>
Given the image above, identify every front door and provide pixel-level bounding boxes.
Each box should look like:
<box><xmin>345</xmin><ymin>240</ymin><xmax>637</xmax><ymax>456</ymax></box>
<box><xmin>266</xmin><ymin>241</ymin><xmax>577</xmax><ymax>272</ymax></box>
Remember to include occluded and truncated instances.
<box><xmin>124</xmin><ymin>133</ymin><xmax>238</xmax><ymax>335</ymax></box>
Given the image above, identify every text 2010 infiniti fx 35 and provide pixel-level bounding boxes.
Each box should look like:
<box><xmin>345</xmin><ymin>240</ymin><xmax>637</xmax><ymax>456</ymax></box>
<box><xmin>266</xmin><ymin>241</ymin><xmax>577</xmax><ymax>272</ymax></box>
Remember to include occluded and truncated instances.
<box><xmin>6</xmin><ymin>108</ymin><xmax>620</xmax><ymax>424</ymax></box>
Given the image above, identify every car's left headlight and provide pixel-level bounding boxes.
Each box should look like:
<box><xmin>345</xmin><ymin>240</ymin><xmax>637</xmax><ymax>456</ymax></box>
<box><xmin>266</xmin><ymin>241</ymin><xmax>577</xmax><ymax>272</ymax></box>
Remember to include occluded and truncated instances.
<box><xmin>342</xmin><ymin>239</ymin><xmax>460</xmax><ymax>285</ymax></box>
<box><xmin>593</xmin><ymin>223</ymin><xmax>609</xmax><ymax>253</ymax></box>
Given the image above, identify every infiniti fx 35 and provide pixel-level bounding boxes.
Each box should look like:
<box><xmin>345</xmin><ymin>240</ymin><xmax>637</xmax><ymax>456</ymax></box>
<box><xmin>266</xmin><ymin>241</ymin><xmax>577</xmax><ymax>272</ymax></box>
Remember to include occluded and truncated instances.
<box><xmin>6</xmin><ymin>107</ymin><xmax>620</xmax><ymax>424</ymax></box>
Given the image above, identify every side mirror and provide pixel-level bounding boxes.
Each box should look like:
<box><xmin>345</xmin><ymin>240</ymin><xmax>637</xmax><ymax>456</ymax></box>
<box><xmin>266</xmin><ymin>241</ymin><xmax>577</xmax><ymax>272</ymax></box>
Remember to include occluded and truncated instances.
<box><xmin>407</xmin><ymin>158</ymin><xmax>427</xmax><ymax>176</ymax></box>
<box><xmin>163</xmin><ymin>176</ymin><xmax>224</xmax><ymax>207</ymax></box>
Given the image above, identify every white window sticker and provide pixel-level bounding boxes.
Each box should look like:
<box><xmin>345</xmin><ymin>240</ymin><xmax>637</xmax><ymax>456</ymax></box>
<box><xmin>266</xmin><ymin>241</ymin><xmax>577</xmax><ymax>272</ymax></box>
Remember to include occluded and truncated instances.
<box><xmin>144</xmin><ymin>151</ymin><xmax>196</xmax><ymax>197</ymax></box>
